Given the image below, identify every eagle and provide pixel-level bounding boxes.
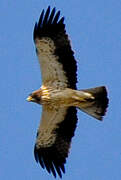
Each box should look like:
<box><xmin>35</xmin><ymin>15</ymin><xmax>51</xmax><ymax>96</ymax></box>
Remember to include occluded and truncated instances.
<box><xmin>27</xmin><ymin>6</ymin><xmax>109</xmax><ymax>178</ymax></box>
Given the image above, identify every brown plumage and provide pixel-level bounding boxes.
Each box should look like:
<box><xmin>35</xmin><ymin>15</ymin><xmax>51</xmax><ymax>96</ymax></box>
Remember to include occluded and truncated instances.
<box><xmin>27</xmin><ymin>6</ymin><xmax>109</xmax><ymax>178</ymax></box>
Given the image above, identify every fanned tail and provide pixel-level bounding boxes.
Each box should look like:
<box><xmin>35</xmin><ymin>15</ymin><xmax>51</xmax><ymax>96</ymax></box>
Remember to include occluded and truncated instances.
<box><xmin>78</xmin><ymin>86</ymin><xmax>109</xmax><ymax>120</ymax></box>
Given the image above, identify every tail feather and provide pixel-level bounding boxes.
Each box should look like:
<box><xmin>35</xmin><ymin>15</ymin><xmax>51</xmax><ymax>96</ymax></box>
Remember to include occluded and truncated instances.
<box><xmin>78</xmin><ymin>86</ymin><xmax>109</xmax><ymax>120</ymax></box>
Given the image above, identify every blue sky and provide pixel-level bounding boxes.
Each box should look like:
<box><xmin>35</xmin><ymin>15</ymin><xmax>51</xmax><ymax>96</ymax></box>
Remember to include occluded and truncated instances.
<box><xmin>0</xmin><ymin>0</ymin><xmax>121</xmax><ymax>179</ymax></box>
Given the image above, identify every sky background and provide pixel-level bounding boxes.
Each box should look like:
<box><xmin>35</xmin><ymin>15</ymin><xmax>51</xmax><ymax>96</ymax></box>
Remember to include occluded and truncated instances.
<box><xmin>0</xmin><ymin>0</ymin><xmax>121</xmax><ymax>180</ymax></box>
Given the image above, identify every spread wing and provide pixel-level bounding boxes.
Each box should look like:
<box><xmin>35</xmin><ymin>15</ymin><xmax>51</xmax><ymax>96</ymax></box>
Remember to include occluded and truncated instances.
<box><xmin>34</xmin><ymin>106</ymin><xmax>77</xmax><ymax>178</ymax></box>
<box><xmin>33</xmin><ymin>6</ymin><xmax>77</xmax><ymax>89</ymax></box>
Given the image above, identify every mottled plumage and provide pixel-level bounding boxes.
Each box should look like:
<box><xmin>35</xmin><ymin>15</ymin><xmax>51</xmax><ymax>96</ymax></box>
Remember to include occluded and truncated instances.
<box><xmin>27</xmin><ymin>6</ymin><xmax>109</xmax><ymax>178</ymax></box>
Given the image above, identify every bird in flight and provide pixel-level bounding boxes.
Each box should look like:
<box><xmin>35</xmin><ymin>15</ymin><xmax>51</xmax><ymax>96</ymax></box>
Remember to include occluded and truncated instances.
<box><xmin>27</xmin><ymin>6</ymin><xmax>109</xmax><ymax>178</ymax></box>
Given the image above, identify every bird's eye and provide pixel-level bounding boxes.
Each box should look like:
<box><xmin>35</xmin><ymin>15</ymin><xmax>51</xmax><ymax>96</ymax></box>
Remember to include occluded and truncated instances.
<box><xmin>35</xmin><ymin>96</ymin><xmax>40</xmax><ymax>102</ymax></box>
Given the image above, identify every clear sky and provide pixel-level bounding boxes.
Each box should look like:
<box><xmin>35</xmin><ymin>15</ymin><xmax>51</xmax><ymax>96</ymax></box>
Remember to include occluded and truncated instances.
<box><xmin>0</xmin><ymin>0</ymin><xmax>120</xmax><ymax>180</ymax></box>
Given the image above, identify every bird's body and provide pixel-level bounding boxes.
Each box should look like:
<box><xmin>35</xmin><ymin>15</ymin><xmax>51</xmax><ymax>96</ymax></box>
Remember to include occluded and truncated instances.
<box><xmin>27</xmin><ymin>6</ymin><xmax>109</xmax><ymax>178</ymax></box>
<box><xmin>29</xmin><ymin>85</ymin><xmax>94</xmax><ymax>107</ymax></box>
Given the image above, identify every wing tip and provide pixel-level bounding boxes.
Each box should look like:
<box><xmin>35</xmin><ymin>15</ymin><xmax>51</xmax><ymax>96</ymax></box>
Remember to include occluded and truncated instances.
<box><xmin>33</xmin><ymin>6</ymin><xmax>65</xmax><ymax>41</ymax></box>
<box><xmin>34</xmin><ymin>144</ymin><xmax>66</xmax><ymax>178</ymax></box>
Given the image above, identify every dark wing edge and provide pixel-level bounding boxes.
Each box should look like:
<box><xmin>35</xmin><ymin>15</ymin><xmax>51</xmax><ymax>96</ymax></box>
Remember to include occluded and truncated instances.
<box><xmin>33</xmin><ymin>6</ymin><xmax>77</xmax><ymax>89</ymax></box>
<box><xmin>33</xmin><ymin>6</ymin><xmax>64</xmax><ymax>41</ymax></box>
<box><xmin>34</xmin><ymin>107</ymin><xmax>77</xmax><ymax>178</ymax></box>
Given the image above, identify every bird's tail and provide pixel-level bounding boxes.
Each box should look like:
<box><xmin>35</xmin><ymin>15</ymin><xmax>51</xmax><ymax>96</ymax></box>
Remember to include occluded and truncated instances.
<box><xmin>77</xmin><ymin>86</ymin><xmax>109</xmax><ymax>120</ymax></box>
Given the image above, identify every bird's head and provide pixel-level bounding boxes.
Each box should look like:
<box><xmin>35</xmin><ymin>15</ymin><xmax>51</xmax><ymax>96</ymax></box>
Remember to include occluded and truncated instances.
<box><xmin>27</xmin><ymin>89</ymin><xmax>42</xmax><ymax>104</ymax></box>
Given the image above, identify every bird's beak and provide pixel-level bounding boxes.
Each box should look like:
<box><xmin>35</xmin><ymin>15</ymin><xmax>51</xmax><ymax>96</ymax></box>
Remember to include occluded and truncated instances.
<box><xmin>26</xmin><ymin>96</ymin><xmax>33</xmax><ymax>102</ymax></box>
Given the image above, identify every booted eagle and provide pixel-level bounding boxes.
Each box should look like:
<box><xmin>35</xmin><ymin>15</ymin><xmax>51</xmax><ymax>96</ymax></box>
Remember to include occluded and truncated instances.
<box><xmin>27</xmin><ymin>6</ymin><xmax>109</xmax><ymax>178</ymax></box>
